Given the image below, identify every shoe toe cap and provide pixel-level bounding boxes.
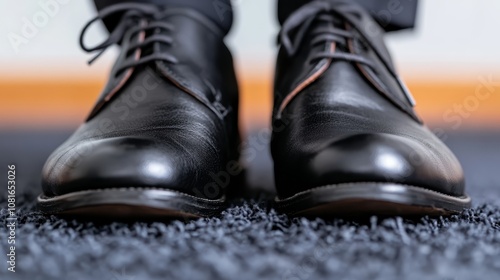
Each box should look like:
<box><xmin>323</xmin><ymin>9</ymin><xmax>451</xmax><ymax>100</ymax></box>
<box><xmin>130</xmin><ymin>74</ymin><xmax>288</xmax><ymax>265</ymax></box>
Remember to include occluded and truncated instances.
<box><xmin>42</xmin><ymin>136</ymin><xmax>201</xmax><ymax>197</ymax></box>
<box><xmin>278</xmin><ymin>133</ymin><xmax>465</xmax><ymax>198</ymax></box>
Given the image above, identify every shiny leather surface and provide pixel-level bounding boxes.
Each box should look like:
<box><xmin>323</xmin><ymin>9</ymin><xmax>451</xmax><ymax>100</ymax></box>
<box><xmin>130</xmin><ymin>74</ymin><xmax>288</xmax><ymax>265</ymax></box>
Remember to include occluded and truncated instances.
<box><xmin>42</xmin><ymin>8</ymin><xmax>239</xmax><ymax>200</ymax></box>
<box><xmin>272</xmin><ymin>1</ymin><xmax>465</xmax><ymax>199</ymax></box>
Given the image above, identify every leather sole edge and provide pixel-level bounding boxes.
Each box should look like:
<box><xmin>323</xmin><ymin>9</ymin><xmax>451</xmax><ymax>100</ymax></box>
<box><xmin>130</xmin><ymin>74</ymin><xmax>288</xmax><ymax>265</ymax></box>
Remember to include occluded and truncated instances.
<box><xmin>274</xmin><ymin>182</ymin><xmax>471</xmax><ymax>217</ymax></box>
<box><xmin>37</xmin><ymin>188</ymin><xmax>226</xmax><ymax>219</ymax></box>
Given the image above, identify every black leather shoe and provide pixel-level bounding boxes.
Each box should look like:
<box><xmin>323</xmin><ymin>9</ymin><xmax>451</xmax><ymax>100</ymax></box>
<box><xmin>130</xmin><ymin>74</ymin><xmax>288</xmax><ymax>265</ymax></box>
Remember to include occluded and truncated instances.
<box><xmin>38</xmin><ymin>3</ymin><xmax>240</xmax><ymax>218</ymax></box>
<box><xmin>272</xmin><ymin>0</ymin><xmax>471</xmax><ymax>216</ymax></box>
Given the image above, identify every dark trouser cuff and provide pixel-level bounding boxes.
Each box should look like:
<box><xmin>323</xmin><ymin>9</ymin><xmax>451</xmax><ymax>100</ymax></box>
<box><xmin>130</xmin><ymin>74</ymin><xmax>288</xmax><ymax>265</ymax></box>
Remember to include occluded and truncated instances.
<box><xmin>93</xmin><ymin>0</ymin><xmax>233</xmax><ymax>34</ymax></box>
<box><xmin>278</xmin><ymin>0</ymin><xmax>418</xmax><ymax>32</ymax></box>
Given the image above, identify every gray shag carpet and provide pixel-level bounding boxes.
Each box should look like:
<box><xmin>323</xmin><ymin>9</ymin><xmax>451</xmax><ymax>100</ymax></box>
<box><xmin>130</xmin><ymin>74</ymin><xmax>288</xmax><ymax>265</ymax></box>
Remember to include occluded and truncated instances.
<box><xmin>1</xmin><ymin>130</ymin><xmax>500</xmax><ymax>280</ymax></box>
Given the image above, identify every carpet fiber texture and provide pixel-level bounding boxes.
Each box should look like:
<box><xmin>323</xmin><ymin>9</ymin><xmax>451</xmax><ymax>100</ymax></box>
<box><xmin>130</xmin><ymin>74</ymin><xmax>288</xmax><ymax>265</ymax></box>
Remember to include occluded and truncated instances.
<box><xmin>1</xmin><ymin>130</ymin><xmax>500</xmax><ymax>280</ymax></box>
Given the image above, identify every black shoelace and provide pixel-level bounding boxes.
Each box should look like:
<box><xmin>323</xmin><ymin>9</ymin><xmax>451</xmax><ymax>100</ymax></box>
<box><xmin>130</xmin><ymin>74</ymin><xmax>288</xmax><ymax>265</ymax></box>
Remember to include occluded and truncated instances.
<box><xmin>79</xmin><ymin>3</ymin><xmax>178</xmax><ymax>74</ymax></box>
<box><xmin>280</xmin><ymin>0</ymin><xmax>376</xmax><ymax>71</ymax></box>
<box><xmin>280</xmin><ymin>0</ymin><xmax>417</xmax><ymax>107</ymax></box>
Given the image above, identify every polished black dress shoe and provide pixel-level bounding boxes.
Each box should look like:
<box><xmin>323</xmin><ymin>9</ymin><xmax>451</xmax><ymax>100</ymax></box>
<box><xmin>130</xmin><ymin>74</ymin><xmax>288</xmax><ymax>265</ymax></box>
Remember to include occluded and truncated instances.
<box><xmin>272</xmin><ymin>0</ymin><xmax>471</xmax><ymax>216</ymax></box>
<box><xmin>38</xmin><ymin>3</ymin><xmax>240</xmax><ymax>218</ymax></box>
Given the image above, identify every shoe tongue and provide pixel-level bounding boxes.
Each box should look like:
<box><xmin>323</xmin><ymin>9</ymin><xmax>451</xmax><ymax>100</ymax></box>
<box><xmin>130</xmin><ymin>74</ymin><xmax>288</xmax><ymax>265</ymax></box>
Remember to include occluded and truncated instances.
<box><xmin>140</xmin><ymin>28</ymin><xmax>156</xmax><ymax>58</ymax></box>
<box><xmin>309</xmin><ymin>15</ymin><xmax>350</xmax><ymax>53</ymax></box>
<box><xmin>332</xmin><ymin>19</ymin><xmax>350</xmax><ymax>52</ymax></box>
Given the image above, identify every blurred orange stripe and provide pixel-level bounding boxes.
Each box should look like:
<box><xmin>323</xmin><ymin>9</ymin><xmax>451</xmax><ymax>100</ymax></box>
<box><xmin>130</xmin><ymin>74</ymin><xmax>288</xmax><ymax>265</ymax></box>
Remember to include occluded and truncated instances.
<box><xmin>1</xmin><ymin>75</ymin><xmax>499</xmax><ymax>130</ymax></box>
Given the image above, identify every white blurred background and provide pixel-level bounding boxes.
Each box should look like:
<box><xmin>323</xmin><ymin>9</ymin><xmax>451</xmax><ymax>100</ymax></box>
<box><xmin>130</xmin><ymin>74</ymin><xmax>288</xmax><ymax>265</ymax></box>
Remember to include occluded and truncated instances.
<box><xmin>1</xmin><ymin>0</ymin><xmax>500</xmax><ymax>78</ymax></box>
